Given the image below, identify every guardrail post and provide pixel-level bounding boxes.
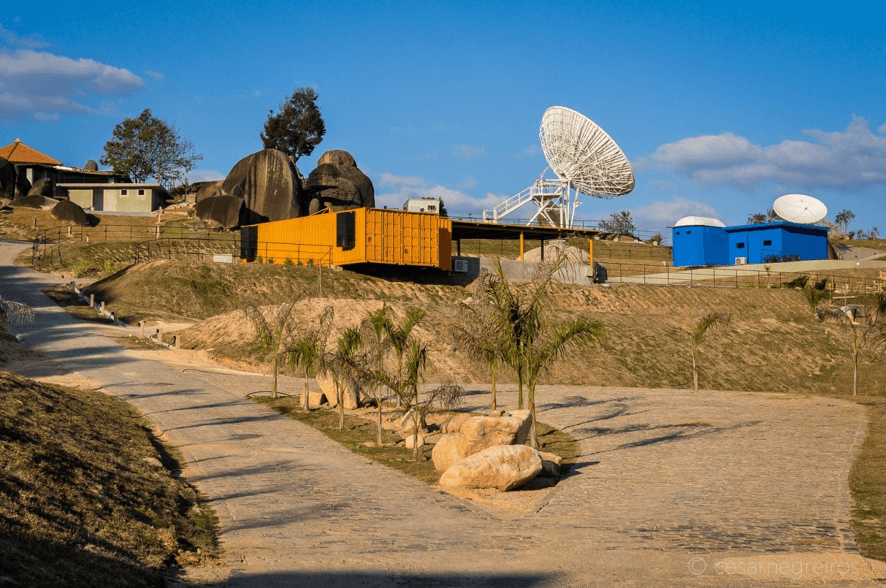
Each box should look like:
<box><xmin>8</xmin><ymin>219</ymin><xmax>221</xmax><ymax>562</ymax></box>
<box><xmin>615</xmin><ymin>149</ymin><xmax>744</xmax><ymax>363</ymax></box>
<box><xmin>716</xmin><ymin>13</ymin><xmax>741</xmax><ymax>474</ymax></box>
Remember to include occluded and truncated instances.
<box><xmin>156</xmin><ymin>329</ymin><xmax>163</xmax><ymax>345</ymax></box>
<box><xmin>174</xmin><ymin>335</ymin><xmax>180</xmax><ymax>349</ymax></box>
<box><xmin>100</xmin><ymin>301</ymin><xmax>105</xmax><ymax>313</ymax></box>
<box><xmin>139</xmin><ymin>321</ymin><xmax>145</xmax><ymax>338</ymax></box>
<box><xmin>90</xmin><ymin>293</ymin><xmax>95</xmax><ymax>308</ymax></box>
<box><xmin>110</xmin><ymin>311</ymin><xmax>117</xmax><ymax>324</ymax></box>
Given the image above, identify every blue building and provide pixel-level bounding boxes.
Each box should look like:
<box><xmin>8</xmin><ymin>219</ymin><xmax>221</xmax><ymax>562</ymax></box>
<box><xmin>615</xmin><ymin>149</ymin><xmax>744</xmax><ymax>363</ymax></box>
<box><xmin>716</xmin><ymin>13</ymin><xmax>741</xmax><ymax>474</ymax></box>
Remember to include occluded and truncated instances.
<box><xmin>672</xmin><ymin>218</ymin><xmax>829</xmax><ymax>267</ymax></box>
<box><xmin>672</xmin><ymin>217</ymin><xmax>728</xmax><ymax>267</ymax></box>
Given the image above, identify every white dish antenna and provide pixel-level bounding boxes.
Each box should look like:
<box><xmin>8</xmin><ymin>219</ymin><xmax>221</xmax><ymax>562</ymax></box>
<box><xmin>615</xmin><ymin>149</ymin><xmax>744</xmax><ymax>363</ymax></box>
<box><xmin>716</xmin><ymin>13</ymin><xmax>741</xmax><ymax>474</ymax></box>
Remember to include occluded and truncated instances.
<box><xmin>674</xmin><ymin>216</ymin><xmax>726</xmax><ymax>228</ymax></box>
<box><xmin>773</xmin><ymin>194</ymin><xmax>827</xmax><ymax>224</ymax></box>
<box><xmin>540</xmin><ymin>106</ymin><xmax>635</xmax><ymax>199</ymax></box>
<box><xmin>483</xmin><ymin>106</ymin><xmax>634</xmax><ymax>228</ymax></box>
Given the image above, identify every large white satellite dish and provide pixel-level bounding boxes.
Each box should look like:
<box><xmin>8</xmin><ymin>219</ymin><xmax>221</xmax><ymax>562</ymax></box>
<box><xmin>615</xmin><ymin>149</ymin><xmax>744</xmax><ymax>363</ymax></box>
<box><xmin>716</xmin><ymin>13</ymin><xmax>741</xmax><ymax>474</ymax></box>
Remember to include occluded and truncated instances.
<box><xmin>483</xmin><ymin>106</ymin><xmax>635</xmax><ymax>228</ymax></box>
<box><xmin>773</xmin><ymin>194</ymin><xmax>827</xmax><ymax>224</ymax></box>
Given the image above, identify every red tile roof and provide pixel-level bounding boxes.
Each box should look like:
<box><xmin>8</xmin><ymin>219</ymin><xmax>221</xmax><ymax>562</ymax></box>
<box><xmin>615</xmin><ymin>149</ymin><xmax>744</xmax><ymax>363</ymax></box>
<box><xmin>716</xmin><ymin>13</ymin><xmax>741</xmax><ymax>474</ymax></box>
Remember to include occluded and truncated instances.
<box><xmin>0</xmin><ymin>139</ymin><xmax>63</xmax><ymax>166</ymax></box>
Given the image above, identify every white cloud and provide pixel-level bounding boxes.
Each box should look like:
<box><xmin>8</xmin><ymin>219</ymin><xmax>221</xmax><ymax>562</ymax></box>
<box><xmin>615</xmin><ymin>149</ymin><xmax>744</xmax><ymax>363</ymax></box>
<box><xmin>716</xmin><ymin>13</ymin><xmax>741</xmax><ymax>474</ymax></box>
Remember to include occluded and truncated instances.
<box><xmin>452</xmin><ymin>144</ymin><xmax>485</xmax><ymax>159</ymax></box>
<box><xmin>0</xmin><ymin>49</ymin><xmax>144</xmax><ymax>120</ymax></box>
<box><xmin>186</xmin><ymin>170</ymin><xmax>225</xmax><ymax>183</ymax></box>
<box><xmin>375</xmin><ymin>173</ymin><xmax>502</xmax><ymax>215</ymax></box>
<box><xmin>644</xmin><ymin>117</ymin><xmax>886</xmax><ymax>192</ymax></box>
<box><xmin>0</xmin><ymin>24</ymin><xmax>48</xmax><ymax>49</ymax></box>
<box><xmin>630</xmin><ymin>196</ymin><xmax>721</xmax><ymax>228</ymax></box>
<box><xmin>33</xmin><ymin>111</ymin><xmax>60</xmax><ymax>122</ymax></box>
<box><xmin>459</xmin><ymin>177</ymin><xmax>477</xmax><ymax>189</ymax></box>
<box><xmin>145</xmin><ymin>70</ymin><xmax>164</xmax><ymax>82</ymax></box>
<box><xmin>515</xmin><ymin>144</ymin><xmax>540</xmax><ymax>157</ymax></box>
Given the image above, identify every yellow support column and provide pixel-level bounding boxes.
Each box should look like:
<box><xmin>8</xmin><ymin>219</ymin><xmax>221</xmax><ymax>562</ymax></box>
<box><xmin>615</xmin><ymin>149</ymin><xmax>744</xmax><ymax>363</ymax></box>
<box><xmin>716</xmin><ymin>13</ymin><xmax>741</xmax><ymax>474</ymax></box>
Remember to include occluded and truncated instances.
<box><xmin>520</xmin><ymin>232</ymin><xmax>525</xmax><ymax>261</ymax></box>
<box><xmin>589</xmin><ymin>238</ymin><xmax>594</xmax><ymax>266</ymax></box>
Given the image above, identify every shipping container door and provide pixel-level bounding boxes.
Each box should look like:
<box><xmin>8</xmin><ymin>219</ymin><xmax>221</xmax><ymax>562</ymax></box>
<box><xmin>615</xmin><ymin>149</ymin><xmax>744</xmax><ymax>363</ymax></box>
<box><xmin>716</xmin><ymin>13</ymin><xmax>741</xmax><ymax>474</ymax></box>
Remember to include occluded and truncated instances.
<box><xmin>384</xmin><ymin>212</ymin><xmax>402</xmax><ymax>264</ymax></box>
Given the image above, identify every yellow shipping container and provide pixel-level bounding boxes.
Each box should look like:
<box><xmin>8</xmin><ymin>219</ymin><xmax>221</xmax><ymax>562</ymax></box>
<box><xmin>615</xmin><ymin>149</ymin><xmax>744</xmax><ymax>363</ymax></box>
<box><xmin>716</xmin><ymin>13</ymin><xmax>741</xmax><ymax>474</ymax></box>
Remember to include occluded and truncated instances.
<box><xmin>240</xmin><ymin>208</ymin><xmax>452</xmax><ymax>271</ymax></box>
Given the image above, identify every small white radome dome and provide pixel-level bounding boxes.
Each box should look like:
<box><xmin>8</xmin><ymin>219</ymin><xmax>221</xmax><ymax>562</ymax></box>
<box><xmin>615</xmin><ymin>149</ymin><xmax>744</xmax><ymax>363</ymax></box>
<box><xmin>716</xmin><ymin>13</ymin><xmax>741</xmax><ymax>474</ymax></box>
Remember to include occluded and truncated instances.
<box><xmin>674</xmin><ymin>216</ymin><xmax>726</xmax><ymax>228</ymax></box>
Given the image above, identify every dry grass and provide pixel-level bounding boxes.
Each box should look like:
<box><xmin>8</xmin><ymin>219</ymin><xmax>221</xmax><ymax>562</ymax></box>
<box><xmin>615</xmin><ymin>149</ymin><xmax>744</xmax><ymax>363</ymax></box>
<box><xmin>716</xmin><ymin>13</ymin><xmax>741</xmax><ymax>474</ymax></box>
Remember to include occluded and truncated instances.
<box><xmin>850</xmin><ymin>401</ymin><xmax>886</xmax><ymax>562</ymax></box>
<box><xmin>0</xmin><ymin>371</ymin><xmax>220</xmax><ymax>588</ymax></box>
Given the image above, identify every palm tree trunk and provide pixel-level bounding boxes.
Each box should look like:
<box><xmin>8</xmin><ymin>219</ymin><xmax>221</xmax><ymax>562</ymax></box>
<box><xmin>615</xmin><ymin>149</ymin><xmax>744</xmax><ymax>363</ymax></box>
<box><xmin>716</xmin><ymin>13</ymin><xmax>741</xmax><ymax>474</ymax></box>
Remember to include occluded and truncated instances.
<box><xmin>272</xmin><ymin>353</ymin><xmax>279</xmax><ymax>398</ymax></box>
<box><xmin>490</xmin><ymin>362</ymin><xmax>497</xmax><ymax>409</ymax></box>
<box><xmin>377</xmin><ymin>399</ymin><xmax>383</xmax><ymax>445</ymax></box>
<box><xmin>853</xmin><ymin>349</ymin><xmax>858</xmax><ymax>396</ymax></box>
<box><xmin>516</xmin><ymin>368</ymin><xmax>524</xmax><ymax>410</ymax></box>
<box><xmin>692</xmin><ymin>352</ymin><xmax>698</xmax><ymax>391</ymax></box>
<box><xmin>302</xmin><ymin>372</ymin><xmax>310</xmax><ymax>410</ymax></box>
<box><xmin>528</xmin><ymin>384</ymin><xmax>537</xmax><ymax>449</ymax></box>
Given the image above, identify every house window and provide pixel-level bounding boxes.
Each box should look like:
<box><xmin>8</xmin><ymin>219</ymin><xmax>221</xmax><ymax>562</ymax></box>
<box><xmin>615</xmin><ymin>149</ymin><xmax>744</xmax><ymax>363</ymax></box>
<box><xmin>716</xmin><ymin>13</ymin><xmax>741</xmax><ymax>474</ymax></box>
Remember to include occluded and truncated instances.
<box><xmin>428</xmin><ymin>205</ymin><xmax>436</xmax><ymax>211</ymax></box>
<box><xmin>138</xmin><ymin>189</ymin><xmax>145</xmax><ymax>196</ymax></box>
<box><xmin>121</xmin><ymin>189</ymin><xmax>128</xmax><ymax>195</ymax></box>
<box><xmin>685</xmin><ymin>230</ymin><xmax>691</xmax><ymax>234</ymax></box>
<box><xmin>763</xmin><ymin>240</ymin><xmax>772</xmax><ymax>246</ymax></box>
<box><xmin>736</xmin><ymin>243</ymin><xmax>745</xmax><ymax>249</ymax></box>
<box><xmin>675</xmin><ymin>231</ymin><xmax>680</xmax><ymax>235</ymax></box>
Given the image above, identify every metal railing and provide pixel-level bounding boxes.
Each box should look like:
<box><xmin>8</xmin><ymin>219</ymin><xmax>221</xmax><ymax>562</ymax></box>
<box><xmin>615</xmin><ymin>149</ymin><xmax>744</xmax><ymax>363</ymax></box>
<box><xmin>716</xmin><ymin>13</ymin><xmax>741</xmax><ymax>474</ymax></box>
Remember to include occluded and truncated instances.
<box><xmin>600</xmin><ymin>262</ymin><xmax>886</xmax><ymax>294</ymax></box>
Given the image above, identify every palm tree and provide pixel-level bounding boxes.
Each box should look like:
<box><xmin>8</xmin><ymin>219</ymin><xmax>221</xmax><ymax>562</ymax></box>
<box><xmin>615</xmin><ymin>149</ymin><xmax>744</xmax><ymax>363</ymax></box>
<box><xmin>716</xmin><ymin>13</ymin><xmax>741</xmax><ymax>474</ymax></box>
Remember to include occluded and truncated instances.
<box><xmin>326</xmin><ymin>327</ymin><xmax>365</xmax><ymax>431</ymax></box>
<box><xmin>241</xmin><ymin>294</ymin><xmax>305</xmax><ymax>398</ymax></box>
<box><xmin>747</xmin><ymin>213</ymin><xmax>767</xmax><ymax>225</ymax></box>
<box><xmin>451</xmin><ymin>299</ymin><xmax>503</xmax><ymax>409</ymax></box>
<box><xmin>688</xmin><ymin>312</ymin><xmax>731</xmax><ymax>391</ymax></box>
<box><xmin>766</xmin><ymin>208</ymin><xmax>779</xmax><ymax>222</ymax></box>
<box><xmin>819</xmin><ymin>293</ymin><xmax>886</xmax><ymax>396</ymax></box>
<box><xmin>361</xmin><ymin>305</ymin><xmax>395</xmax><ymax>444</ymax></box>
<box><xmin>377</xmin><ymin>307</ymin><xmax>425</xmax><ymax>407</ymax></box>
<box><xmin>467</xmin><ymin>254</ymin><xmax>605</xmax><ymax>447</ymax></box>
<box><xmin>288</xmin><ymin>306</ymin><xmax>334</xmax><ymax>410</ymax></box>
<box><xmin>835</xmin><ymin>209</ymin><xmax>856</xmax><ymax>234</ymax></box>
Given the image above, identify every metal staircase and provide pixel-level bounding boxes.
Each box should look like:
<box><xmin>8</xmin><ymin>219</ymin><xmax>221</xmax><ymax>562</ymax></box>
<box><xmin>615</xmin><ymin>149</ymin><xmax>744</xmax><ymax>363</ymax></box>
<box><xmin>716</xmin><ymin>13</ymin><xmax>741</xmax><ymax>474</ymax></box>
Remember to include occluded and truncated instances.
<box><xmin>482</xmin><ymin>175</ymin><xmax>577</xmax><ymax>227</ymax></box>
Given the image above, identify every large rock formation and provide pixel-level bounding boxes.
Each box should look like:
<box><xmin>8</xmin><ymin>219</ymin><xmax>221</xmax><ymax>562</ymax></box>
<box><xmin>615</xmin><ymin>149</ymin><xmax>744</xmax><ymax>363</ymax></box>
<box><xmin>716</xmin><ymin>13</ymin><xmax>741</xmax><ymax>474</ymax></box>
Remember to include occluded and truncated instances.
<box><xmin>0</xmin><ymin>158</ymin><xmax>15</xmax><ymax>199</ymax></box>
<box><xmin>222</xmin><ymin>149</ymin><xmax>303</xmax><ymax>226</ymax></box>
<box><xmin>195</xmin><ymin>195</ymin><xmax>243</xmax><ymax>230</ymax></box>
<box><xmin>438</xmin><ymin>445</ymin><xmax>543</xmax><ymax>491</ymax></box>
<box><xmin>15</xmin><ymin>167</ymin><xmax>30</xmax><ymax>197</ymax></box>
<box><xmin>315</xmin><ymin>371</ymin><xmax>363</xmax><ymax>409</ymax></box>
<box><xmin>304</xmin><ymin>149</ymin><xmax>374</xmax><ymax>214</ymax></box>
<box><xmin>10</xmin><ymin>195</ymin><xmax>59</xmax><ymax>210</ymax></box>
<box><xmin>194</xmin><ymin>180</ymin><xmax>225</xmax><ymax>204</ymax></box>
<box><xmin>84</xmin><ymin>160</ymin><xmax>99</xmax><ymax>171</ymax></box>
<box><xmin>431</xmin><ymin>410</ymin><xmax>532</xmax><ymax>472</ymax></box>
<box><xmin>50</xmin><ymin>199</ymin><xmax>90</xmax><ymax>226</ymax></box>
<box><xmin>28</xmin><ymin>177</ymin><xmax>54</xmax><ymax>197</ymax></box>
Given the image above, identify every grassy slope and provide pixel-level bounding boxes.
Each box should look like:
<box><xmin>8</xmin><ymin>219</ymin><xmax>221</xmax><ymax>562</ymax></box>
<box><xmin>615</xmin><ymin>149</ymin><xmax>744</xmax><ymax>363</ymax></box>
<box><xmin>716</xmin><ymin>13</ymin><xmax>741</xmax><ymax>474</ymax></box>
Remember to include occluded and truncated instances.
<box><xmin>0</xmin><ymin>371</ymin><xmax>219</xmax><ymax>588</ymax></box>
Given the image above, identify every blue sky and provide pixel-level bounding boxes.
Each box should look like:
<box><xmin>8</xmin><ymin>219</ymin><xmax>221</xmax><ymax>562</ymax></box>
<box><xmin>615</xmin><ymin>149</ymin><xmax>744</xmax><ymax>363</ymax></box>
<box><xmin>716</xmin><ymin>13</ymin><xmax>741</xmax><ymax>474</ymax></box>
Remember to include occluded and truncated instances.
<box><xmin>2</xmin><ymin>1</ymin><xmax>885</xmax><ymax>242</ymax></box>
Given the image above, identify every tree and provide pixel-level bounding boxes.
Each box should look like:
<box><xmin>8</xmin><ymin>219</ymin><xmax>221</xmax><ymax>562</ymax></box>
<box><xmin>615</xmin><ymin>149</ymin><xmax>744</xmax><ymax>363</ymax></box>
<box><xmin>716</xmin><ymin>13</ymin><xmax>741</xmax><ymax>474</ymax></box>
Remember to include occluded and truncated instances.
<box><xmin>804</xmin><ymin>278</ymin><xmax>833</xmax><ymax>317</ymax></box>
<box><xmin>361</xmin><ymin>305</ymin><xmax>396</xmax><ymax>444</ymax></box>
<box><xmin>288</xmin><ymin>306</ymin><xmax>334</xmax><ymax>410</ymax></box>
<box><xmin>451</xmin><ymin>298</ymin><xmax>503</xmax><ymax>410</ymax></box>
<box><xmin>369</xmin><ymin>339</ymin><xmax>463</xmax><ymax>459</ymax></box>
<box><xmin>241</xmin><ymin>295</ymin><xmax>306</xmax><ymax>398</ymax></box>
<box><xmin>101</xmin><ymin>109</ymin><xmax>203</xmax><ymax>188</ymax></box>
<box><xmin>375</xmin><ymin>308</ymin><xmax>425</xmax><ymax>407</ymax></box>
<box><xmin>260</xmin><ymin>87</ymin><xmax>326</xmax><ymax>161</ymax></box>
<box><xmin>326</xmin><ymin>327</ymin><xmax>366</xmax><ymax>431</ymax></box>
<box><xmin>469</xmin><ymin>255</ymin><xmax>604</xmax><ymax>447</ymax></box>
<box><xmin>818</xmin><ymin>293</ymin><xmax>886</xmax><ymax>396</ymax></box>
<box><xmin>687</xmin><ymin>312</ymin><xmax>731</xmax><ymax>391</ymax></box>
<box><xmin>747</xmin><ymin>212</ymin><xmax>767</xmax><ymax>225</ymax></box>
<box><xmin>835</xmin><ymin>209</ymin><xmax>856</xmax><ymax>234</ymax></box>
<box><xmin>598</xmin><ymin>211</ymin><xmax>636</xmax><ymax>236</ymax></box>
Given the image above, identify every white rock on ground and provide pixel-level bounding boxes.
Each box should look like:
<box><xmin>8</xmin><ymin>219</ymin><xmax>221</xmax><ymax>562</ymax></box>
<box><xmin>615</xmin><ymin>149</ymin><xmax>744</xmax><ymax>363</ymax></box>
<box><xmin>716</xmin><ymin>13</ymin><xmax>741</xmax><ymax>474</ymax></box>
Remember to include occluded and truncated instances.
<box><xmin>538</xmin><ymin>450</ymin><xmax>563</xmax><ymax>478</ymax></box>
<box><xmin>432</xmin><ymin>411</ymin><xmax>533</xmax><ymax>472</ymax></box>
<box><xmin>438</xmin><ymin>445</ymin><xmax>543</xmax><ymax>491</ymax></box>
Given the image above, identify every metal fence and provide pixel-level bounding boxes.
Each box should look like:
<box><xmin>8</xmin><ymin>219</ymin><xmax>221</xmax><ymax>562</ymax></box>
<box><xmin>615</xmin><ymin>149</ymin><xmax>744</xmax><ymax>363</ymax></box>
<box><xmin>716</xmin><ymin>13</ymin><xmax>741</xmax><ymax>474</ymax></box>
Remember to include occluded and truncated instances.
<box><xmin>601</xmin><ymin>262</ymin><xmax>886</xmax><ymax>294</ymax></box>
<box><xmin>37</xmin><ymin>223</ymin><xmax>236</xmax><ymax>244</ymax></box>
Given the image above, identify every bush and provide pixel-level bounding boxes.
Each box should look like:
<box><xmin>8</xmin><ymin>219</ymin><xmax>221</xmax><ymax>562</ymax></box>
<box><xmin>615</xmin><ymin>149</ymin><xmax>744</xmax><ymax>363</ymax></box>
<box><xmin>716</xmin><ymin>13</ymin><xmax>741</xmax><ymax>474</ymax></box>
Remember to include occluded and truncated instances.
<box><xmin>101</xmin><ymin>258</ymin><xmax>117</xmax><ymax>276</ymax></box>
<box><xmin>71</xmin><ymin>259</ymin><xmax>90</xmax><ymax>278</ymax></box>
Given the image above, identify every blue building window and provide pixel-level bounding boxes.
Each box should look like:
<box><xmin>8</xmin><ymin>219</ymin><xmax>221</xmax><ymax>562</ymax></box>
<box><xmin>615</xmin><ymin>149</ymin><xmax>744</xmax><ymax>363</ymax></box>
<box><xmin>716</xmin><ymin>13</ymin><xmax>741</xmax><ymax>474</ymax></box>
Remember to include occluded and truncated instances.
<box><xmin>763</xmin><ymin>240</ymin><xmax>772</xmax><ymax>246</ymax></box>
<box><xmin>736</xmin><ymin>243</ymin><xmax>745</xmax><ymax>249</ymax></box>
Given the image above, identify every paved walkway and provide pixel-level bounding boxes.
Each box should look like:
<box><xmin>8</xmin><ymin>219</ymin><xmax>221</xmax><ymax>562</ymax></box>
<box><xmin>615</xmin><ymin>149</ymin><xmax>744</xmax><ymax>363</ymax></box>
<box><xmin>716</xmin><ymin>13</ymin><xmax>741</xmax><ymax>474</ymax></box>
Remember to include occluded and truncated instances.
<box><xmin>2</xmin><ymin>240</ymin><xmax>885</xmax><ymax>587</ymax></box>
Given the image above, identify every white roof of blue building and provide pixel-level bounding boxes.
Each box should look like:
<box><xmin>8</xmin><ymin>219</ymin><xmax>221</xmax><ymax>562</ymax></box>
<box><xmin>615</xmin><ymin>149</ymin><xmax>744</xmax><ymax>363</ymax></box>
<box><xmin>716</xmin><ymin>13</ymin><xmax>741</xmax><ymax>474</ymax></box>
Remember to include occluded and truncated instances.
<box><xmin>674</xmin><ymin>216</ymin><xmax>726</xmax><ymax>228</ymax></box>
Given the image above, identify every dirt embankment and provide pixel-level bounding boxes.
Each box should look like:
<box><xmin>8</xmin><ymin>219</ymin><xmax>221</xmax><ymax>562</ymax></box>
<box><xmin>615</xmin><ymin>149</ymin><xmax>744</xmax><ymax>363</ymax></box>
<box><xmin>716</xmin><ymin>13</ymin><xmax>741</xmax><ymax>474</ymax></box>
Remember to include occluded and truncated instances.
<box><xmin>84</xmin><ymin>260</ymin><xmax>880</xmax><ymax>396</ymax></box>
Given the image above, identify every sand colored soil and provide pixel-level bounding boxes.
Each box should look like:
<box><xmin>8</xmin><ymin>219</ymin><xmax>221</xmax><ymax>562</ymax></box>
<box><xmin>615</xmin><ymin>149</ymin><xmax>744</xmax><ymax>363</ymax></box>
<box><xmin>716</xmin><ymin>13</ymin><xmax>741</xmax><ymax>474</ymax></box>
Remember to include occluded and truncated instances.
<box><xmin>81</xmin><ymin>260</ymin><xmax>883</xmax><ymax>396</ymax></box>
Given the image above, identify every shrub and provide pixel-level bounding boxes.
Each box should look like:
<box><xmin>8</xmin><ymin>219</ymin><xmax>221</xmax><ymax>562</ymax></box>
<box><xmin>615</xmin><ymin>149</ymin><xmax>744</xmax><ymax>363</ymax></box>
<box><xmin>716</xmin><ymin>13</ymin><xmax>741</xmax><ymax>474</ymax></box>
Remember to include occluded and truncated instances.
<box><xmin>101</xmin><ymin>258</ymin><xmax>117</xmax><ymax>276</ymax></box>
<box><xmin>71</xmin><ymin>259</ymin><xmax>90</xmax><ymax>278</ymax></box>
